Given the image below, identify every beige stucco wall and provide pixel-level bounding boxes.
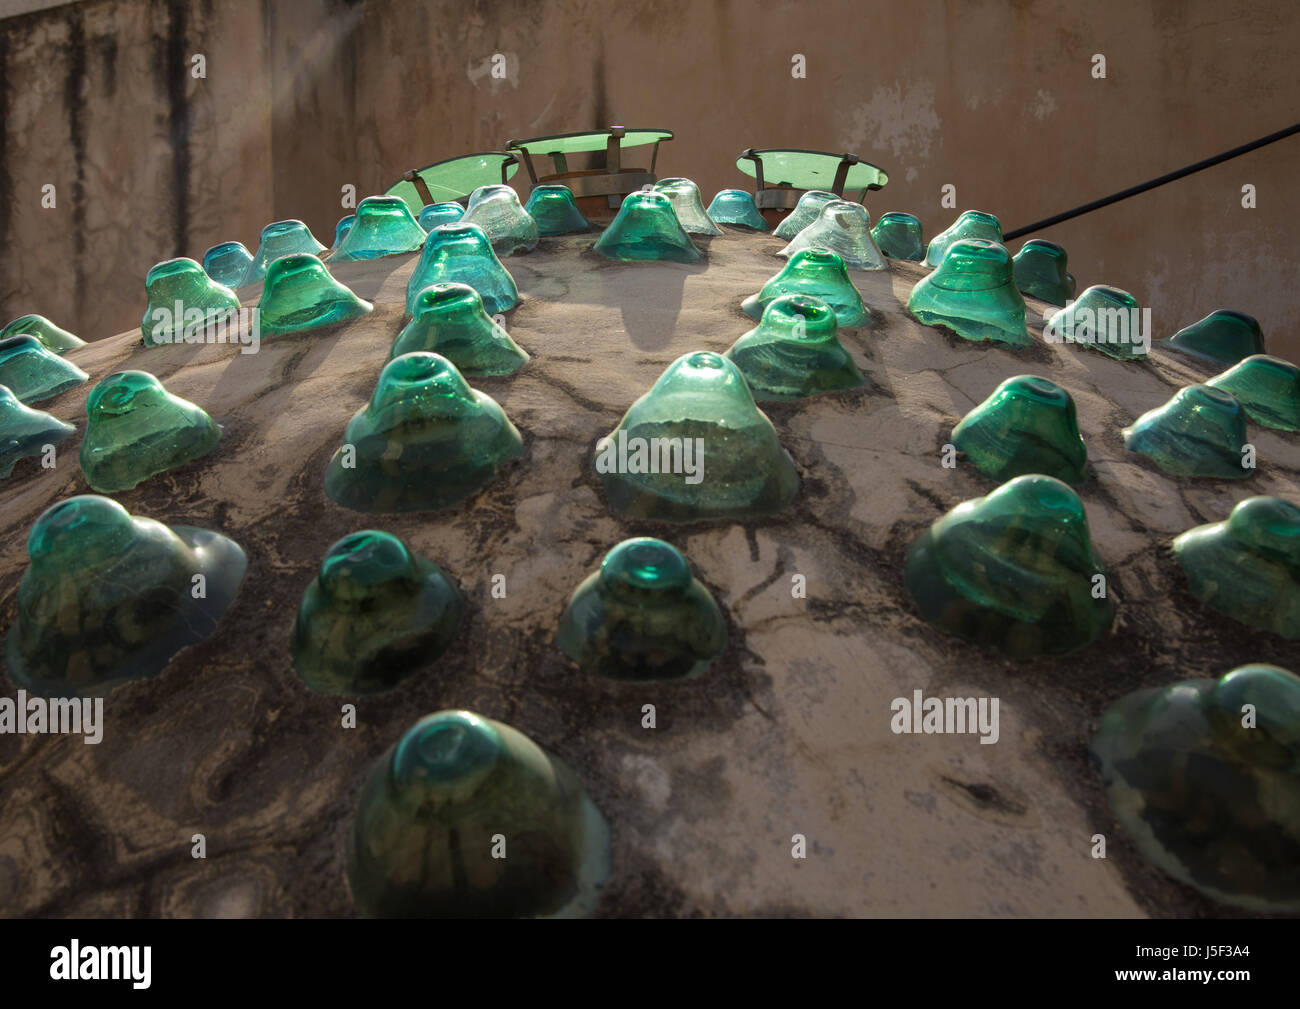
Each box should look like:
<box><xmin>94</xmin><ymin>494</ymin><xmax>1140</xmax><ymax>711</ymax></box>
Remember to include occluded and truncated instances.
<box><xmin>2</xmin><ymin>0</ymin><xmax>1297</xmax><ymax>356</ymax></box>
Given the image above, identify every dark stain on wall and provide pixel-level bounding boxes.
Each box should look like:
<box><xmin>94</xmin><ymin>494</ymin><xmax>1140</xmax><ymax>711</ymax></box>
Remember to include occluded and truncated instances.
<box><xmin>163</xmin><ymin>0</ymin><xmax>190</xmax><ymax>258</ymax></box>
<box><xmin>0</xmin><ymin>35</ymin><xmax>10</xmax><ymax>302</ymax></box>
<box><xmin>64</xmin><ymin>7</ymin><xmax>87</xmax><ymax>318</ymax></box>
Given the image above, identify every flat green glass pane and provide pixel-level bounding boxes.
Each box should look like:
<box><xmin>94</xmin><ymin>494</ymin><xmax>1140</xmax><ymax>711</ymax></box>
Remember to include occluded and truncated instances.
<box><xmin>1160</xmin><ymin>309</ymin><xmax>1266</xmax><ymax>366</ymax></box>
<box><xmin>1090</xmin><ymin>664</ymin><xmax>1300</xmax><ymax>912</ymax></box>
<box><xmin>735</xmin><ymin>150</ymin><xmax>888</xmax><ymax>191</ymax></box>
<box><xmin>5</xmin><ymin>495</ymin><xmax>247</xmax><ymax>696</ymax></box>
<box><xmin>0</xmin><ymin>314</ymin><xmax>85</xmax><ymax>354</ymax></box>
<box><xmin>80</xmin><ymin>370</ymin><xmax>221</xmax><ymax>492</ymax></box>
<box><xmin>324</xmin><ymin>352</ymin><xmax>523</xmax><ymax>513</ymax></box>
<box><xmin>392</xmin><ymin>282</ymin><xmax>528</xmax><ymax>376</ymax></box>
<box><xmin>331</xmin><ymin>196</ymin><xmax>426</xmax><ymax>262</ymax></box>
<box><xmin>141</xmin><ymin>258</ymin><xmax>242</xmax><ymax>347</ymax></box>
<box><xmin>292</xmin><ymin>530</ymin><xmax>464</xmax><ymax>694</ymax></box>
<box><xmin>461</xmin><ymin>185</ymin><xmax>539</xmax><ymax>255</ymax></box>
<box><xmin>384</xmin><ymin>155</ymin><xmax>520</xmax><ymax>213</ymax></box>
<box><xmin>0</xmin><ymin>384</ymin><xmax>75</xmax><ymax>477</ymax></box>
<box><xmin>592</xmin><ymin>191</ymin><xmax>702</xmax><ymax>263</ymax></box>
<box><xmin>1174</xmin><ymin>497</ymin><xmax>1300</xmax><ymax>637</ymax></box>
<box><xmin>509</xmin><ymin>129</ymin><xmax>671</xmax><ymax>155</ymax></box>
<box><xmin>595</xmin><ymin>351</ymin><xmax>799</xmax><ymax>521</ymax></box>
<box><xmin>524</xmin><ymin>185</ymin><xmax>591</xmax><ymax>235</ymax></box>
<box><xmin>1044</xmin><ymin>285</ymin><xmax>1147</xmax><ymax>360</ymax></box>
<box><xmin>346</xmin><ymin>710</ymin><xmax>611</xmax><ymax>917</ymax></box>
<box><xmin>405</xmin><ymin>223</ymin><xmax>519</xmax><ymax>315</ymax></box>
<box><xmin>1012</xmin><ymin>240</ymin><xmax>1073</xmax><ymax>307</ymax></box>
<box><xmin>871</xmin><ymin>212</ymin><xmax>924</xmax><ymax>261</ymax></box>
<box><xmin>778</xmin><ymin>200</ymin><xmax>887</xmax><ymax>271</ymax></box>
<box><xmin>706</xmin><ymin>189</ymin><xmax>768</xmax><ymax>230</ymax></box>
<box><xmin>907</xmin><ymin>239</ymin><xmax>1031</xmax><ymax>347</ymax></box>
<box><xmin>723</xmin><ymin>294</ymin><xmax>862</xmax><ymax>400</ymax></box>
<box><xmin>257</xmin><ymin>254</ymin><xmax>373</xmax><ymax>335</ymax></box>
<box><xmin>556</xmin><ymin>537</ymin><xmax>726</xmax><ymax>680</ymax></box>
<box><xmin>951</xmin><ymin>375</ymin><xmax>1088</xmax><ymax>484</ymax></box>
<box><xmin>0</xmin><ymin>335</ymin><xmax>88</xmax><ymax>404</ymax></box>
<box><xmin>904</xmin><ymin>474</ymin><xmax>1115</xmax><ymax>658</ymax></box>
<box><xmin>1122</xmin><ymin>384</ymin><xmax>1252</xmax><ymax>479</ymax></box>
<box><xmin>1206</xmin><ymin>354</ymin><xmax>1300</xmax><ymax>431</ymax></box>
<box><xmin>742</xmin><ymin>248</ymin><xmax>868</xmax><ymax>327</ymax></box>
<box><xmin>201</xmin><ymin>242</ymin><xmax>254</xmax><ymax>289</ymax></box>
<box><xmin>652</xmin><ymin>178</ymin><xmax>722</xmax><ymax>235</ymax></box>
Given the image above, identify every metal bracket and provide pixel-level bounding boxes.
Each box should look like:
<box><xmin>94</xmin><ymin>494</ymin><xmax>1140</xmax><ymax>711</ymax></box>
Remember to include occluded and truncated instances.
<box><xmin>402</xmin><ymin>169</ymin><xmax>434</xmax><ymax>207</ymax></box>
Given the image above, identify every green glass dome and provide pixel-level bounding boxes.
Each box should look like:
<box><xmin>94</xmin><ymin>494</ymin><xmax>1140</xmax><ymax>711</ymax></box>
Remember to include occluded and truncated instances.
<box><xmin>201</xmin><ymin>242</ymin><xmax>254</xmax><ymax>290</ymax></box>
<box><xmin>557</xmin><ymin>537</ymin><xmax>727</xmax><ymax>680</ymax></box>
<box><xmin>951</xmin><ymin>375</ymin><xmax>1088</xmax><ymax>484</ymax></box>
<box><xmin>292</xmin><ymin>530</ymin><xmax>464</xmax><ymax>694</ymax></box>
<box><xmin>523</xmin><ymin>185</ymin><xmax>591</xmax><ymax>236</ymax></box>
<box><xmin>256</xmin><ymin>253</ymin><xmax>373</xmax><ymax>336</ymax></box>
<box><xmin>706</xmin><ymin>189</ymin><xmax>769</xmax><ymax>231</ymax></box>
<box><xmin>1160</xmin><ymin>309</ymin><xmax>1266</xmax><ymax>366</ymax></box>
<box><xmin>907</xmin><ymin>239</ymin><xmax>1031</xmax><ymax>347</ymax></box>
<box><xmin>330</xmin><ymin>195</ymin><xmax>427</xmax><ymax>262</ymax></box>
<box><xmin>924</xmin><ymin>210</ymin><xmax>1003</xmax><ymax>268</ymax></box>
<box><xmin>723</xmin><ymin>294</ymin><xmax>863</xmax><ymax>400</ymax></box>
<box><xmin>5</xmin><ymin>495</ymin><xmax>247</xmax><ymax>696</ymax></box>
<box><xmin>324</xmin><ymin>352</ymin><xmax>523</xmax><ymax>513</ymax></box>
<box><xmin>346</xmin><ymin>710</ymin><xmax>611</xmax><ymax>917</ymax></box>
<box><xmin>741</xmin><ymin>248</ymin><xmax>868</xmax><ymax>327</ymax></box>
<box><xmin>1122</xmin><ymin>384</ymin><xmax>1252</xmax><ymax>479</ymax></box>
<box><xmin>331</xmin><ymin>215</ymin><xmax>355</xmax><ymax>249</ymax></box>
<box><xmin>596</xmin><ymin>350</ymin><xmax>799</xmax><ymax>521</ymax></box>
<box><xmin>0</xmin><ymin>384</ymin><xmax>75</xmax><ymax>477</ymax></box>
<box><xmin>870</xmin><ymin>212</ymin><xmax>924</xmax><ymax>261</ymax></box>
<box><xmin>0</xmin><ymin>335</ymin><xmax>88</xmax><ymax>404</ymax></box>
<box><xmin>461</xmin><ymin>184</ymin><xmax>539</xmax><ymax>256</ymax></box>
<box><xmin>1044</xmin><ymin>285</ymin><xmax>1148</xmax><ymax>360</ymax></box>
<box><xmin>1012</xmin><ymin>239</ymin><xmax>1074</xmax><ymax>307</ymax></box>
<box><xmin>1091</xmin><ymin>664</ymin><xmax>1300</xmax><ymax>912</ymax></box>
<box><xmin>417</xmin><ymin>202</ymin><xmax>465</xmax><ymax>232</ymax></box>
<box><xmin>772</xmin><ymin>190</ymin><xmax>837</xmax><ymax>239</ymax></box>
<box><xmin>1173</xmin><ymin>496</ymin><xmax>1300</xmax><ymax>637</ymax></box>
<box><xmin>904</xmin><ymin>474</ymin><xmax>1115</xmax><ymax>658</ymax></box>
<box><xmin>778</xmin><ymin>200</ymin><xmax>887</xmax><ymax>271</ymax></box>
<box><xmin>140</xmin><ymin>257</ymin><xmax>242</xmax><ymax>347</ymax></box>
<box><xmin>1206</xmin><ymin>354</ymin><xmax>1300</xmax><ymax>431</ymax></box>
<box><xmin>0</xmin><ymin>313</ymin><xmax>86</xmax><ymax>354</ymax></box>
<box><xmin>592</xmin><ymin>191</ymin><xmax>702</xmax><ymax>263</ymax></box>
<box><xmin>242</xmin><ymin>219</ymin><xmax>327</xmax><ymax>286</ymax></box>
<box><xmin>652</xmin><ymin>177</ymin><xmax>723</xmax><ymax>235</ymax></box>
<box><xmin>405</xmin><ymin>223</ymin><xmax>519</xmax><ymax>316</ymax></box>
<box><xmin>392</xmin><ymin>282</ymin><xmax>528</xmax><ymax>376</ymax></box>
<box><xmin>80</xmin><ymin>370</ymin><xmax>221</xmax><ymax>493</ymax></box>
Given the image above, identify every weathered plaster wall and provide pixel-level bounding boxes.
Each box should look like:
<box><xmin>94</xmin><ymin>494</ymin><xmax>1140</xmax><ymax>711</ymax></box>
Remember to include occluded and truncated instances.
<box><xmin>1</xmin><ymin>0</ymin><xmax>1297</xmax><ymax>355</ymax></box>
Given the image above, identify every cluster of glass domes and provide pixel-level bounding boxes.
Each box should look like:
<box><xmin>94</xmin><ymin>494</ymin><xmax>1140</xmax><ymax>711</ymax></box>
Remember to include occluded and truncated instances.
<box><xmin>0</xmin><ymin>314</ymin><xmax>85</xmax><ymax>354</ymax></box>
<box><xmin>394</xmin><ymin>283</ymin><xmax>528</xmax><ymax>375</ymax></box>
<box><xmin>0</xmin><ymin>385</ymin><xmax>74</xmax><ymax>477</ymax></box>
<box><xmin>523</xmin><ymin>185</ymin><xmax>590</xmax><ymax>235</ymax></box>
<box><xmin>652</xmin><ymin>178</ymin><xmax>722</xmax><ymax>235</ymax></box>
<box><xmin>242</xmin><ymin>219</ymin><xmax>326</xmax><ymax>286</ymax></box>
<box><xmin>347</xmin><ymin>710</ymin><xmax>610</xmax><ymax>917</ymax></box>
<box><xmin>706</xmin><ymin>189</ymin><xmax>768</xmax><ymax>230</ymax></box>
<box><xmin>292</xmin><ymin>531</ymin><xmax>464</xmax><ymax>694</ymax></box>
<box><xmin>5</xmin><ymin>495</ymin><xmax>247</xmax><ymax>696</ymax></box>
<box><xmin>1122</xmin><ymin>385</ymin><xmax>1251</xmax><ymax>479</ymax></box>
<box><xmin>904</xmin><ymin>474</ymin><xmax>1115</xmax><ymax>657</ymax></box>
<box><xmin>1160</xmin><ymin>309</ymin><xmax>1265</xmax><ymax>366</ymax></box>
<box><xmin>0</xmin><ymin>336</ymin><xmax>88</xmax><ymax>403</ymax></box>
<box><xmin>596</xmin><ymin>351</ymin><xmax>798</xmax><ymax>521</ymax></box>
<box><xmin>779</xmin><ymin>200</ymin><xmax>887</xmax><ymax>271</ymax></box>
<box><xmin>1206</xmin><ymin>354</ymin><xmax>1300</xmax><ymax>430</ymax></box>
<box><xmin>870</xmin><ymin>212</ymin><xmax>924</xmax><ymax>261</ymax></box>
<box><xmin>330</xmin><ymin>195</ymin><xmax>427</xmax><ymax>262</ymax></box>
<box><xmin>924</xmin><ymin>210</ymin><xmax>1003</xmax><ymax>267</ymax></box>
<box><xmin>141</xmin><ymin>258</ymin><xmax>241</xmax><ymax>347</ymax></box>
<box><xmin>406</xmin><ymin>223</ymin><xmax>519</xmax><ymax>315</ymax></box>
<box><xmin>1091</xmin><ymin>663</ymin><xmax>1300</xmax><ymax>912</ymax></box>
<box><xmin>592</xmin><ymin>191</ymin><xmax>702</xmax><ymax>263</ymax></box>
<box><xmin>324</xmin><ymin>352</ymin><xmax>522</xmax><ymax>513</ymax></box>
<box><xmin>724</xmin><ymin>294</ymin><xmax>862</xmax><ymax>400</ymax></box>
<box><xmin>257</xmin><ymin>254</ymin><xmax>373</xmax><ymax>335</ymax></box>
<box><xmin>201</xmin><ymin>242</ymin><xmax>254</xmax><ymax>289</ymax></box>
<box><xmin>907</xmin><ymin>239</ymin><xmax>1031</xmax><ymax>346</ymax></box>
<box><xmin>557</xmin><ymin>538</ymin><xmax>727</xmax><ymax>680</ymax></box>
<box><xmin>461</xmin><ymin>184</ymin><xmax>539</xmax><ymax>256</ymax></box>
<box><xmin>951</xmin><ymin>375</ymin><xmax>1088</xmax><ymax>484</ymax></box>
<box><xmin>1012</xmin><ymin>240</ymin><xmax>1075</xmax><ymax>307</ymax></box>
<box><xmin>742</xmin><ymin>249</ymin><xmax>868</xmax><ymax>327</ymax></box>
<box><xmin>773</xmin><ymin>190</ymin><xmax>837</xmax><ymax>239</ymax></box>
<box><xmin>1044</xmin><ymin>286</ymin><xmax>1148</xmax><ymax>360</ymax></box>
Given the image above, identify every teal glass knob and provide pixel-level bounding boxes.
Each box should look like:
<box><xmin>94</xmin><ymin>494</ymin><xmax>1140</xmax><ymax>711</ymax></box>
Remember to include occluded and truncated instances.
<box><xmin>405</xmin><ymin>222</ymin><xmax>519</xmax><ymax>316</ymax></box>
<box><xmin>557</xmin><ymin>537</ymin><xmax>727</xmax><ymax>680</ymax></box>
<box><xmin>596</xmin><ymin>350</ymin><xmax>799</xmax><ymax>521</ymax></box>
<box><xmin>870</xmin><ymin>212</ymin><xmax>924</xmax><ymax>261</ymax></box>
<box><xmin>723</xmin><ymin>294</ymin><xmax>863</xmax><ymax>400</ymax></box>
<box><xmin>1090</xmin><ymin>664</ymin><xmax>1300</xmax><ymax>912</ymax></box>
<box><xmin>201</xmin><ymin>242</ymin><xmax>254</xmax><ymax>290</ymax></box>
<box><xmin>0</xmin><ymin>335</ymin><xmax>89</xmax><ymax>404</ymax></box>
<box><xmin>951</xmin><ymin>375</ymin><xmax>1088</xmax><ymax>484</ymax></box>
<box><xmin>1044</xmin><ymin>285</ymin><xmax>1148</xmax><ymax>360</ymax></box>
<box><xmin>461</xmin><ymin>184</ymin><xmax>539</xmax><ymax>256</ymax></box>
<box><xmin>1012</xmin><ymin>240</ymin><xmax>1073</xmax><ymax>307</ymax></box>
<box><xmin>1161</xmin><ymin>309</ymin><xmax>1265</xmax><ymax>366</ymax></box>
<box><xmin>924</xmin><ymin>210</ymin><xmax>1003</xmax><ymax>267</ymax></box>
<box><xmin>0</xmin><ymin>384</ymin><xmax>75</xmax><ymax>477</ymax></box>
<box><xmin>741</xmin><ymin>248</ymin><xmax>868</xmax><ymax>328</ymax></box>
<box><xmin>1206</xmin><ymin>354</ymin><xmax>1300</xmax><ymax>431</ymax></box>
<box><xmin>778</xmin><ymin>200</ymin><xmax>887</xmax><ymax>271</ymax></box>
<box><xmin>772</xmin><ymin>190</ymin><xmax>837</xmax><ymax>239</ymax></box>
<box><xmin>79</xmin><ymin>370</ymin><xmax>221</xmax><ymax>492</ymax></box>
<box><xmin>346</xmin><ymin>710</ymin><xmax>611</xmax><ymax>917</ymax></box>
<box><xmin>706</xmin><ymin>189</ymin><xmax>769</xmax><ymax>231</ymax></box>
<box><xmin>1173</xmin><ymin>496</ymin><xmax>1300</xmax><ymax>637</ymax></box>
<box><xmin>292</xmin><ymin>530</ymin><xmax>464</xmax><ymax>694</ymax></box>
<box><xmin>256</xmin><ymin>253</ymin><xmax>373</xmax><ymax>335</ymax></box>
<box><xmin>904</xmin><ymin>474</ymin><xmax>1115</xmax><ymax>658</ymax></box>
<box><xmin>324</xmin><ymin>352</ymin><xmax>523</xmax><ymax>513</ymax></box>
<box><xmin>1122</xmin><ymin>384</ymin><xmax>1252</xmax><ymax>479</ymax></box>
<box><xmin>652</xmin><ymin>177</ymin><xmax>723</xmax><ymax>235</ymax></box>
<box><xmin>242</xmin><ymin>219</ymin><xmax>327</xmax><ymax>287</ymax></box>
<box><xmin>907</xmin><ymin>239</ymin><xmax>1032</xmax><ymax>347</ymax></box>
<box><xmin>4</xmin><ymin>494</ymin><xmax>247</xmax><ymax>696</ymax></box>
<box><xmin>331</xmin><ymin>215</ymin><xmax>355</xmax><ymax>249</ymax></box>
<box><xmin>140</xmin><ymin>258</ymin><xmax>241</xmax><ymax>347</ymax></box>
<box><xmin>592</xmin><ymin>191</ymin><xmax>702</xmax><ymax>263</ymax></box>
<box><xmin>417</xmin><ymin>202</ymin><xmax>465</xmax><ymax>232</ymax></box>
<box><xmin>330</xmin><ymin>195</ymin><xmax>427</xmax><ymax>262</ymax></box>
<box><xmin>392</xmin><ymin>283</ymin><xmax>528</xmax><ymax>376</ymax></box>
<box><xmin>0</xmin><ymin>313</ymin><xmax>86</xmax><ymax>354</ymax></box>
<box><xmin>523</xmin><ymin>185</ymin><xmax>591</xmax><ymax>236</ymax></box>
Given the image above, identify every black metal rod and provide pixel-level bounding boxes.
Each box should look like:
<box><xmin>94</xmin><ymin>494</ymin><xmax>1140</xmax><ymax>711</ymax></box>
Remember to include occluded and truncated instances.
<box><xmin>1004</xmin><ymin>121</ymin><xmax>1300</xmax><ymax>240</ymax></box>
